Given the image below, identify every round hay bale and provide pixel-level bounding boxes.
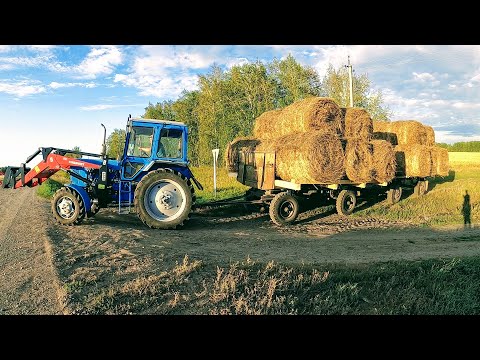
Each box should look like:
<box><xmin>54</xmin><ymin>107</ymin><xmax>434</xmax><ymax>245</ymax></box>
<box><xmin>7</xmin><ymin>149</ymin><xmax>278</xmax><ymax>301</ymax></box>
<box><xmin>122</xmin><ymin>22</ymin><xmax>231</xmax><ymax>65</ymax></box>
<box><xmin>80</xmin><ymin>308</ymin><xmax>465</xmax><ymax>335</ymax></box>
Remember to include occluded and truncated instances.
<box><xmin>373</xmin><ymin>120</ymin><xmax>398</xmax><ymax>145</ymax></box>
<box><xmin>253</xmin><ymin>97</ymin><xmax>344</xmax><ymax>140</ymax></box>
<box><xmin>225</xmin><ymin>136</ymin><xmax>260</xmax><ymax>172</ymax></box>
<box><xmin>252</xmin><ymin>110</ymin><xmax>282</xmax><ymax>139</ymax></box>
<box><xmin>371</xmin><ymin>140</ymin><xmax>396</xmax><ymax>183</ymax></box>
<box><xmin>345</xmin><ymin>108</ymin><xmax>373</xmax><ymax>140</ymax></box>
<box><xmin>424</xmin><ymin>125</ymin><xmax>435</xmax><ymax>146</ymax></box>
<box><xmin>430</xmin><ymin>146</ymin><xmax>449</xmax><ymax>176</ymax></box>
<box><xmin>394</xmin><ymin>144</ymin><xmax>432</xmax><ymax>177</ymax></box>
<box><xmin>345</xmin><ymin>139</ymin><xmax>374</xmax><ymax>183</ymax></box>
<box><xmin>373</xmin><ymin>120</ymin><xmax>435</xmax><ymax>146</ymax></box>
<box><xmin>257</xmin><ymin>131</ymin><xmax>345</xmax><ymax>183</ymax></box>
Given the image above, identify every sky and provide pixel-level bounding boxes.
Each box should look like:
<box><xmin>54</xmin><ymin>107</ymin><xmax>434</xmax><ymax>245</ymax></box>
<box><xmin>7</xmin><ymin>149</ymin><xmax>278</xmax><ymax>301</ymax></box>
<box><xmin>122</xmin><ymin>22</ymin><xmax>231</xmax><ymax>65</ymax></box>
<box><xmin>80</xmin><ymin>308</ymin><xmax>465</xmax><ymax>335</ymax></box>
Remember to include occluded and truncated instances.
<box><xmin>1</xmin><ymin>45</ymin><xmax>479</xmax><ymax>166</ymax></box>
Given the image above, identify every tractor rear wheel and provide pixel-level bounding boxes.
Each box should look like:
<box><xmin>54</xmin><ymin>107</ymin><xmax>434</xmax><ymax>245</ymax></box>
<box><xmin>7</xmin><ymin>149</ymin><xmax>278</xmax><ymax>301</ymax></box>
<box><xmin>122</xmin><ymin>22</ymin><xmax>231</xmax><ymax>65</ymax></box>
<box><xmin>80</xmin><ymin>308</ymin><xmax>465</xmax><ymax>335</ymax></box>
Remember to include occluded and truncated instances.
<box><xmin>51</xmin><ymin>187</ymin><xmax>86</xmax><ymax>225</ymax></box>
<box><xmin>134</xmin><ymin>169</ymin><xmax>193</xmax><ymax>229</ymax></box>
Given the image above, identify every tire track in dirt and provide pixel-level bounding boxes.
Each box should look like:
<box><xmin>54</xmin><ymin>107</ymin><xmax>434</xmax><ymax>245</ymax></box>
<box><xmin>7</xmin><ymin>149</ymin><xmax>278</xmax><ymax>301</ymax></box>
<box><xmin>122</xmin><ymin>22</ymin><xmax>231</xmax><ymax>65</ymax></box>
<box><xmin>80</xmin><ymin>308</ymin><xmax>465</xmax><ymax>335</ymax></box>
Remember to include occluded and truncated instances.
<box><xmin>0</xmin><ymin>188</ymin><xmax>65</xmax><ymax>314</ymax></box>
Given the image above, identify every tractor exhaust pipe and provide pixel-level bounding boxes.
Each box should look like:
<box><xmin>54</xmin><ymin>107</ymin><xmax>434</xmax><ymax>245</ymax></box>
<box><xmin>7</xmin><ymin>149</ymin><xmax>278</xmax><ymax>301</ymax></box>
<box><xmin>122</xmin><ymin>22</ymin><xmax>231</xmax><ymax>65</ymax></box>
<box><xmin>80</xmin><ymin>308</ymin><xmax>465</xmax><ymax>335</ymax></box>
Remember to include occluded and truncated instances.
<box><xmin>101</xmin><ymin>123</ymin><xmax>107</xmax><ymax>157</ymax></box>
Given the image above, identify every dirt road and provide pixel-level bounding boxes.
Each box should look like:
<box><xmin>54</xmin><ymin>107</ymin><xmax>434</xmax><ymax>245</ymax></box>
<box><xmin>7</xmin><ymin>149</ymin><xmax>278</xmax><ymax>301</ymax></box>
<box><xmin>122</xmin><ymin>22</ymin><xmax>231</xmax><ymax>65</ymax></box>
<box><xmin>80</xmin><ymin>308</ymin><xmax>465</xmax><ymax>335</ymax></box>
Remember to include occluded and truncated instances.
<box><xmin>1</xmin><ymin>187</ymin><xmax>479</xmax><ymax>314</ymax></box>
<box><xmin>0</xmin><ymin>188</ymin><xmax>65</xmax><ymax>314</ymax></box>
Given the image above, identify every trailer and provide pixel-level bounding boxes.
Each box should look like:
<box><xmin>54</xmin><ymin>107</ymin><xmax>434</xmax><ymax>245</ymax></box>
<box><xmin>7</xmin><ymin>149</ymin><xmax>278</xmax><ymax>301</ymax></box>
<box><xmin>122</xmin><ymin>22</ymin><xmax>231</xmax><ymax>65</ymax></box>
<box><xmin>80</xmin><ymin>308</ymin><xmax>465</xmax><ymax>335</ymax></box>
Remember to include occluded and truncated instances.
<box><xmin>229</xmin><ymin>150</ymin><xmax>429</xmax><ymax>226</ymax></box>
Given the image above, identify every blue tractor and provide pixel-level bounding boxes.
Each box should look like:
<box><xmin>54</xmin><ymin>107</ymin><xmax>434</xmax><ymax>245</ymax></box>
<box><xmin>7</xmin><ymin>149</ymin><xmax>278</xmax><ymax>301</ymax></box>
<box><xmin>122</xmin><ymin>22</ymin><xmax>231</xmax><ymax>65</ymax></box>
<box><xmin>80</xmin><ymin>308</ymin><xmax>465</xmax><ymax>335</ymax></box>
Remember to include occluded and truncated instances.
<box><xmin>2</xmin><ymin>115</ymin><xmax>203</xmax><ymax>229</ymax></box>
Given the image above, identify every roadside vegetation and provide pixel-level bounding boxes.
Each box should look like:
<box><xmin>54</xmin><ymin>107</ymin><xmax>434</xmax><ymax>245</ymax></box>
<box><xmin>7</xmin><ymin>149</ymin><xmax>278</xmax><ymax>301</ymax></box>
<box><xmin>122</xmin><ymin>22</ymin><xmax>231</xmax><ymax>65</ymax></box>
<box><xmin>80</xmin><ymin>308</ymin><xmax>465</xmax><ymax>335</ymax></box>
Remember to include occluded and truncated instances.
<box><xmin>61</xmin><ymin>254</ymin><xmax>480</xmax><ymax>315</ymax></box>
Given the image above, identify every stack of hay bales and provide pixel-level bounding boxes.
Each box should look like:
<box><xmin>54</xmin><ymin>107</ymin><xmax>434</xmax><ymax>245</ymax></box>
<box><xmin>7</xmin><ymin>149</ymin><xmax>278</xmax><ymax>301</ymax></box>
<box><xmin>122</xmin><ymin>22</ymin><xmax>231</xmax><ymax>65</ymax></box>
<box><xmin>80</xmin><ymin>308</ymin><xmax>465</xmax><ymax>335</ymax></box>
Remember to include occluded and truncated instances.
<box><xmin>251</xmin><ymin>97</ymin><xmax>346</xmax><ymax>183</ymax></box>
<box><xmin>343</xmin><ymin>108</ymin><xmax>396</xmax><ymax>183</ymax></box>
<box><xmin>373</xmin><ymin>120</ymin><xmax>449</xmax><ymax>177</ymax></box>
<box><xmin>226</xmin><ymin>96</ymin><xmax>446</xmax><ymax>186</ymax></box>
<box><xmin>226</xmin><ymin>97</ymin><xmax>397</xmax><ymax>185</ymax></box>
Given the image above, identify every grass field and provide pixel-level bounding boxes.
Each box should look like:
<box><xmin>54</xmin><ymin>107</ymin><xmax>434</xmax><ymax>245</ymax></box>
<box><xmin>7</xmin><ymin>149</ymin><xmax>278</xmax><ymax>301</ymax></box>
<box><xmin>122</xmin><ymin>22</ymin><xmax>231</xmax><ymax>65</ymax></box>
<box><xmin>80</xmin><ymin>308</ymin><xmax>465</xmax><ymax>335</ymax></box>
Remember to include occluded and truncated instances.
<box><xmin>354</xmin><ymin>152</ymin><xmax>480</xmax><ymax>226</ymax></box>
<box><xmin>63</xmin><ymin>253</ymin><xmax>480</xmax><ymax>315</ymax></box>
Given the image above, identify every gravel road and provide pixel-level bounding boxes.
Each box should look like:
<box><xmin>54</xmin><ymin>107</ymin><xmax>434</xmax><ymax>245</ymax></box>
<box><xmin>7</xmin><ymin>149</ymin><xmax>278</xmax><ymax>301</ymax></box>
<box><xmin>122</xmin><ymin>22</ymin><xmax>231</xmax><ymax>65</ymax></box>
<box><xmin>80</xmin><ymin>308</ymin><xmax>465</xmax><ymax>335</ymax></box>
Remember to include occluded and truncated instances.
<box><xmin>0</xmin><ymin>188</ymin><xmax>65</xmax><ymax>314</ymax></box>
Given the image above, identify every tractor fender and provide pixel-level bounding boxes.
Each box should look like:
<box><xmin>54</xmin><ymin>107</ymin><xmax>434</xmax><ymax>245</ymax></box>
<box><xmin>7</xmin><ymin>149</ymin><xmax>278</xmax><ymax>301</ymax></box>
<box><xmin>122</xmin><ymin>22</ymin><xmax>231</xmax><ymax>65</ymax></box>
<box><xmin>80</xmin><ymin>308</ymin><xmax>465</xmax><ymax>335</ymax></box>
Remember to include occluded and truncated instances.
<box><xmin>66</xmin><ymin>184</ymin><xmax>92</xmax><ymax>213</ymax></box>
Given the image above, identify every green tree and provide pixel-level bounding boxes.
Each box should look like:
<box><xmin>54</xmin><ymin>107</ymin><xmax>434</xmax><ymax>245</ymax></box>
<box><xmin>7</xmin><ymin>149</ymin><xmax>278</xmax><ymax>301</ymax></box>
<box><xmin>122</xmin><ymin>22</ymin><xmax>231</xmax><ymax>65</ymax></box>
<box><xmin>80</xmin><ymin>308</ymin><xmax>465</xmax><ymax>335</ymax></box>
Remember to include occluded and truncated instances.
<box><xmin>106</xmin><ymin>129</ymin><xmax>126</xmax><ymax>160</ymax></box>
<box><xmin>321</xmin><ymin>64</ymin><xmax>392</xmax><ymax>121</ymax></box>
<box><xmin>66</xmin><ymin>146</ymin><xmax>82</xmax><ymax>159</ymax></box>
<box><xmin>144</xmin><ymin>101</ymin><xmax>176</xmax><ymax>120</ymax></box>
<box><xmin>172</xmin><ymin>90</ymin><xmax>201</xmax><ymax>166</ymax></box>
<box><xmin>270</xmin><ymin>54</ymin><xmax>322</xmax><ymax>107</ymax></box>
<box><xmin>196</xmin><ymin>65</ymin><xmax>226</xmax><ymax>165</ymax></box>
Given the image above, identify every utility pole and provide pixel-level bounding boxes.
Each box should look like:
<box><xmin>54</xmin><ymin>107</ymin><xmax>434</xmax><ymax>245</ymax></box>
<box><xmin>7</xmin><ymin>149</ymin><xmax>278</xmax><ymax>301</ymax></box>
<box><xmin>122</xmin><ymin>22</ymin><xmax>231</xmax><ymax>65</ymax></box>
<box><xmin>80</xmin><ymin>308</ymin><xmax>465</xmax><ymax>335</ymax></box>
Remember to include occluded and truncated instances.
<box><xmin>345</xmin><ymin>56</ymin><xmax>354</xmax><ymax>107</ymax></box>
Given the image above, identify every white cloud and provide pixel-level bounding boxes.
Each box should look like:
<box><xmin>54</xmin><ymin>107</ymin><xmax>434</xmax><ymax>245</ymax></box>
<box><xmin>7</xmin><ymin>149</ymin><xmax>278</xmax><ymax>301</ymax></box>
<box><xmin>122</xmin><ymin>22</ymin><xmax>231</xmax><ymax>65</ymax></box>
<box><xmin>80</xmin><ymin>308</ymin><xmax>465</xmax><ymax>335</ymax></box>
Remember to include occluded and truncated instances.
<box><xmin>0</xmin><ymin>54</ymin><xmax>53</xmax><ymax>68</ymax></box>
<box><xmin>72</xmin><ymin>46</ymin><xmax>123</xmax><ymax>79</ymax></box>
<box><xmin>26</xmin><ymin>45</ymin><xmax>58</xmax><ymax>52</ymax></box>
<box><xmin>412</xmin><ymin>72</ymin><xmax>436</xmax><ymax>82</ymax></box>
<box><xmin>0</xmin><ymin>80</ymin><xmax>46</xmax><ymax>97</ymax></box>
<box><xmin>226</xmin><ymin>57</ymin><xmax>249</xmax><ymax>68</ymax></box>
<box><xmin>114</xmin><ymin>72</ymin><xmax>198</xmax><ymax>98</ymax></box>
<box><xmin>0</xmin><ymin>45</ymin><xmax>12</xmax><ymax>52</ymax></box>
<box><xmin>435</xmin><ymin>130</ymin><xmax>480</xmax><ymax>144</ymax></box>
<box><xmin>80</xmin><ymin>103</ymin><xmax>144</xmax><ymax>111</ymax></box>
<box><xmin>49</xmin><ymin>81</ymin><xmax>97</xmax><ymax>89</ymax></box>
<box><xmin>452</xmin><ymin>102</ymin><xmax>480</xmax><ymax>110</ymax></box>
<box><xmin>0</xmin><ymin>64</ymin><xmax>13</xmax><ymax>70</ymax></box>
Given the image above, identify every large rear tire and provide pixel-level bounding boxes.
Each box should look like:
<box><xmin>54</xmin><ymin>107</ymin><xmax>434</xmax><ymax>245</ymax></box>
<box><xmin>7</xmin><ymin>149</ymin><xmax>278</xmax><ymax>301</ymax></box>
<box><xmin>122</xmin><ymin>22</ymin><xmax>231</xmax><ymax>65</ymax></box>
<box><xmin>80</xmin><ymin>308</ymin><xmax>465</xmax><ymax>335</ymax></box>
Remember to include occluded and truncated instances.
<box><xmin>134</xmin><ymin>169</ymin><xmax>193</xmax><ymax>229</ymax></box>
<box><xmin>269</xmin><ymin>192</ymin><xmax>300</xmax><ymax>226</ymax></box>
<box><xmin>336</xmin><ymin>190</ymin><xmax>357</xmax><ymax>216</ymax></box>
<box><xmin>51</xmin><ymin>187</ymin><xmax>86</xmax><ymax>225</ymax></box>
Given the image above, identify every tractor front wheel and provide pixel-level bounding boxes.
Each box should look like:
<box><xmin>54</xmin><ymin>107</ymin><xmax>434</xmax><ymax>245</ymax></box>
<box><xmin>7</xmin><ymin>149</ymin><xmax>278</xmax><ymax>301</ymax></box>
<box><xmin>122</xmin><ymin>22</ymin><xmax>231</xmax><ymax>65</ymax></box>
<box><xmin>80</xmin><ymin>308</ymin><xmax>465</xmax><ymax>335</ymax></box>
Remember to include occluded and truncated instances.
<box><xmin>134</xmin><ymin>169</ymin><xmax>194</xmax><ymax>229</ymax></box>
<box><xmin>51</xmin><ymin>187</ymin><xmax>86</xmax><ymax>225</ymax></box>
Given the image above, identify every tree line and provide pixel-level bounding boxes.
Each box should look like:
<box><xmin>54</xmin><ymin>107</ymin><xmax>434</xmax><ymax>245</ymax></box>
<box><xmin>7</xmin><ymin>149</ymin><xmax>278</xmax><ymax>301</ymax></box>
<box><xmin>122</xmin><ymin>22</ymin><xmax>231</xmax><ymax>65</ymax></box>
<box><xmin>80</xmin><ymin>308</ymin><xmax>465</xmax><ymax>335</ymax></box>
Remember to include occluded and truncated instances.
<box><xmin>107</xmin><ymin>55</ymin><xmax>392</xmax><ymax>164</ymax></box>
<box><xmin>437</xmin><ymin>141</ymin><xmax>480</xmax><ymax>152</ymax></box>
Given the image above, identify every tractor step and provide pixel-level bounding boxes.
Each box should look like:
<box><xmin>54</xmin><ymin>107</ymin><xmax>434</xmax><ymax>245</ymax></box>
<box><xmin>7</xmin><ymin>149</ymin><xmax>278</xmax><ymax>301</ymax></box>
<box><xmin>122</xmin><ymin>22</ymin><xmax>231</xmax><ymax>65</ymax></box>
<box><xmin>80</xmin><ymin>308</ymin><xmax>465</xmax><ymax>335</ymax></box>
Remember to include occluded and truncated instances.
<box><xmin>118</xmin><ymin>180</ymin><xmax>132</xmax><ymax>214</ymax></box>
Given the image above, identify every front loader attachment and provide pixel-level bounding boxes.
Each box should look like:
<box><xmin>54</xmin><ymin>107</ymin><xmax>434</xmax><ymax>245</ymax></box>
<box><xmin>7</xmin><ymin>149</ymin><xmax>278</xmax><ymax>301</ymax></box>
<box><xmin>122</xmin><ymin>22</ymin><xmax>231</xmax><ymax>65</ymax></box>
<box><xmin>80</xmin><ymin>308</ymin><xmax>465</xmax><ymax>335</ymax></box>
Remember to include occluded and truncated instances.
<box><xmin>1</xmin><ymin>166</ymin><xmax>30</xmax><ymax>189</ymax></box>
<box><xmin>2</xmin><ymin>147</ymin><xmax>103</xmax><ymax>190</ymax></box>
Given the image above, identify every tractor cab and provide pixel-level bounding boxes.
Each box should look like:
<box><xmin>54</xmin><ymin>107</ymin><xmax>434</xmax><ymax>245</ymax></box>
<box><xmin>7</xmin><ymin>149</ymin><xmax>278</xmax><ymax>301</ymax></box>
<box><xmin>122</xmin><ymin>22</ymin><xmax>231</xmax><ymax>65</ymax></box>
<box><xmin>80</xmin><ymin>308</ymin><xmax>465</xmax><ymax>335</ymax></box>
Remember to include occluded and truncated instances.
<box><xmin>121</xmin><ymin>118</ymin><xmax>189</xmax><ymax>181</ymax></box>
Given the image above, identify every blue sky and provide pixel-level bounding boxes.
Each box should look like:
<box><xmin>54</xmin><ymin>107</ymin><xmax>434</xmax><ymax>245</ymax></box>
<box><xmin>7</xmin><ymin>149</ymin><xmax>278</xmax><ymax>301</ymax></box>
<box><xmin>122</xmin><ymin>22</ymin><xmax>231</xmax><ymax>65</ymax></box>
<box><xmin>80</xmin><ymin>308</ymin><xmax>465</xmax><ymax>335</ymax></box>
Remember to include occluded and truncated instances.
<box><xmin>1</xmin><ymin>45</ymin><xmax>479</xmax><ymax>166</ymax></box>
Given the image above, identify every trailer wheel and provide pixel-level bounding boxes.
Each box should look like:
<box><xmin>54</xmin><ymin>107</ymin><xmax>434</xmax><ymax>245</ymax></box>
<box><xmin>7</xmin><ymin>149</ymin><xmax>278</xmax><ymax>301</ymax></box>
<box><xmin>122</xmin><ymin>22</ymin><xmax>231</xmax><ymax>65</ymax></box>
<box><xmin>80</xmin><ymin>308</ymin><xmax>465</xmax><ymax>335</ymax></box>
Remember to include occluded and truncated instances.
<box><xmin>269</xmin><ymin>192</ymin><xmax>300</xmax><ymax>226</ymax></box>
<box><xmin>414</xmin><ymin>180</ymin><xmax>427</xmax><ymax>197</ymax></box>
<box><xmin>134</xmin><ymin>169</ymin><xmax>193</xmax><ymax>229</ymax></box>
<box><xmin>387</xmin><ymin>186</ymin><xmax>402</xmax><ymax>204</ymax></box>
<box><xmin>336</xmin><ymin>190</ymin><xmax>357</xmax><ymax>216</ymax></box>
<box><xmin>51</xmin><ymin>187</ymin><xmax>86</xmax><ymax>225</ymax></box>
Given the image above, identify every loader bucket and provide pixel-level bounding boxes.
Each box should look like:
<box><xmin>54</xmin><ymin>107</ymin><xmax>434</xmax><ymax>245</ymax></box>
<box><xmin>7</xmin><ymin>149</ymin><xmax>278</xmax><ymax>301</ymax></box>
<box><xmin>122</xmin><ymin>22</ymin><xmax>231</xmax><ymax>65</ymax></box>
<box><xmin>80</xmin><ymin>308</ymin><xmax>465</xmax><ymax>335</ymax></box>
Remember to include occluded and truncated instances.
<box><xmin>1</xmin><ymin>166</ymin><xmax>20</xmax><ymax>189</ymax></box>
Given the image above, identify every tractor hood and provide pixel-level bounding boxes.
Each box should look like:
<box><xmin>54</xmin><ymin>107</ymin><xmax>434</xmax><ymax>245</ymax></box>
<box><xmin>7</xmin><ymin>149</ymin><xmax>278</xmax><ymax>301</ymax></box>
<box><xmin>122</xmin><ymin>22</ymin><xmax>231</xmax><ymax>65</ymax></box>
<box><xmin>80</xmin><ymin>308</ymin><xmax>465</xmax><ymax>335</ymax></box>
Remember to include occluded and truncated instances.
<box><xmin>80</xmin><ymin>158</ymin><xmax>121</xmax><ymax>171</ymax></box>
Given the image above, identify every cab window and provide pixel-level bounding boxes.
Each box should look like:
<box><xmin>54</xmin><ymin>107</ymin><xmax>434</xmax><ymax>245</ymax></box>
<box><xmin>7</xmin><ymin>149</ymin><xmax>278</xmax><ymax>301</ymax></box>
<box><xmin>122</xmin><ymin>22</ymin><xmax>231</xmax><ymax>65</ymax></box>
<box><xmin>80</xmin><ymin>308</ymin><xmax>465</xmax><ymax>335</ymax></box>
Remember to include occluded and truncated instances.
<box><xmin>127</xmin><ymin>126</ymin><xmax>154</xmax><ymax>158</ymax></box>
<box><xmin>157</xmin><ymin>128</ymin><xmax>182</xmax><ymax>159</ymax></box>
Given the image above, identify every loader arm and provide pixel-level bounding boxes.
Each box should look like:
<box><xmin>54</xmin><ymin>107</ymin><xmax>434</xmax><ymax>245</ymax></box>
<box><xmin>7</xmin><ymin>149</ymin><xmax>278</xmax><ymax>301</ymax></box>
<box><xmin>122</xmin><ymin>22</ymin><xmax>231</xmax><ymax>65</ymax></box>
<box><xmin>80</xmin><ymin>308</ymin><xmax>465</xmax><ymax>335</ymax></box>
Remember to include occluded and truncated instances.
<box><xmin>3</xmin><ymin>152</ymin><xmax>100</xmax><ymax>189</ymax></box>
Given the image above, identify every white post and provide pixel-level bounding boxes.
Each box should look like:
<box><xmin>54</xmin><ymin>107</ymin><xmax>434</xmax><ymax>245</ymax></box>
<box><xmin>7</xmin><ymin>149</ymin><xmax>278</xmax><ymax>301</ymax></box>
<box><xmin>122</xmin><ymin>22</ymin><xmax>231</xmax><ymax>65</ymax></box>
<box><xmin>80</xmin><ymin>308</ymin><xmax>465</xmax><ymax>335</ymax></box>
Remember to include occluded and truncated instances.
<box><xmin>346</xmin><ymin>55</ymin><xmax>354</xmax><ymax>108</ymax></box>
<box><xmin>212</xmin><ymin>148</ymin><xmax>219</xmax><ymax>197</ymax></box>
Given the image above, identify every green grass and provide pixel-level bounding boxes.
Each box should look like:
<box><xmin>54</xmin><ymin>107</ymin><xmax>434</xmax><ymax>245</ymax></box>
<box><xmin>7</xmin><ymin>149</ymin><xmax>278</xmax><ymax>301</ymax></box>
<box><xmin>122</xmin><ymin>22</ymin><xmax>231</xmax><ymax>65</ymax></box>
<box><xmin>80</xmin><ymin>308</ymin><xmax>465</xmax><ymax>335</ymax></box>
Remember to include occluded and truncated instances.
<box><xmin>353</xmin><ymin>152</ymin><xmax>480</xmax><ymax>226</ymax></box>
<box><xmin>36</xmin><ymin>171</ymin><xmax>70</xmax><ymax>199</ymax></box>
<box><xmin>64</xmin><ymin>254</ymin><xmax>480</xmax><ymax>315</ymax></box>
<box><xmin>190</xmin><ymin>166</ymin><xmax>249</xmax><ymax>204</ymax></box>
